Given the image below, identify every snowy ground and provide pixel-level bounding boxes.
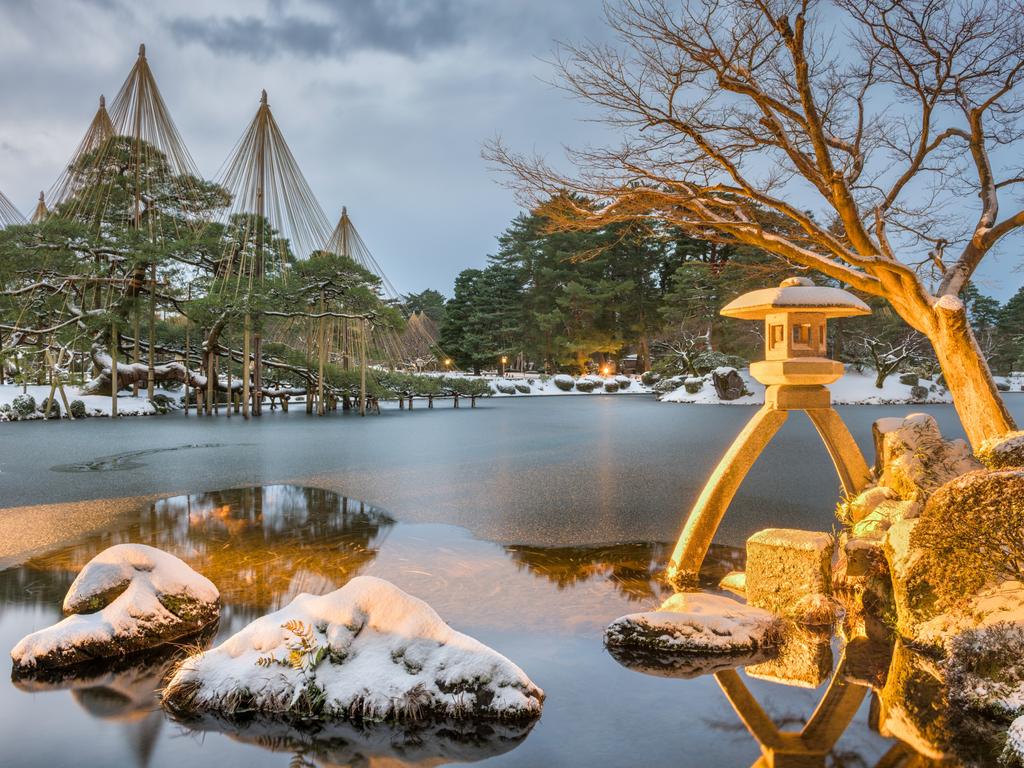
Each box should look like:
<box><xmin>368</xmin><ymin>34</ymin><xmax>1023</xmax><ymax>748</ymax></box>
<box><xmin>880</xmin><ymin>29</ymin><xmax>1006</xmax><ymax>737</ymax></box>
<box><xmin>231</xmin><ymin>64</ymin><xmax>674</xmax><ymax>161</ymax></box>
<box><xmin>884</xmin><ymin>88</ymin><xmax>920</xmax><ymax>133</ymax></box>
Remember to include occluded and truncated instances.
<box><xmin>660</xmin><ymin>369</ymin><xmax>957</xmax><ymax>406</ymax></box>
<box><xmin>0</xmin><ymin>383</ymin><xmax>181</xmax><ymax>419</ymax></box>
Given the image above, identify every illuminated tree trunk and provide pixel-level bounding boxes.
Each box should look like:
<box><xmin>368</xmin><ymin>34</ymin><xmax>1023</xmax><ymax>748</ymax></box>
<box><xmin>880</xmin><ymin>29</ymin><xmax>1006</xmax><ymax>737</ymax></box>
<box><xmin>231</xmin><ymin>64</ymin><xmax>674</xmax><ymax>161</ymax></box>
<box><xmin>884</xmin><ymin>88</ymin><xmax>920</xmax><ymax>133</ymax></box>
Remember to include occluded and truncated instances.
<box><xmin>927</xmin><ymin>299</ymin><xmax>1015</xmax><ymax>449</ymax></box>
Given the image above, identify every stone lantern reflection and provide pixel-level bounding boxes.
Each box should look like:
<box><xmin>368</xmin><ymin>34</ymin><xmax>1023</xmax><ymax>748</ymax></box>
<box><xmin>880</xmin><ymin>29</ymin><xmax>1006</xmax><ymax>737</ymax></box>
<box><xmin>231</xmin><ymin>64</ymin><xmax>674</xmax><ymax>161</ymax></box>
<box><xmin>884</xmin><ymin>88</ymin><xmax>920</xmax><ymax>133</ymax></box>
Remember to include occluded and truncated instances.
<box><xmin>667</xmin><ymin>277</ymin><xmax>874</xmax><ymax>584</ymax></box>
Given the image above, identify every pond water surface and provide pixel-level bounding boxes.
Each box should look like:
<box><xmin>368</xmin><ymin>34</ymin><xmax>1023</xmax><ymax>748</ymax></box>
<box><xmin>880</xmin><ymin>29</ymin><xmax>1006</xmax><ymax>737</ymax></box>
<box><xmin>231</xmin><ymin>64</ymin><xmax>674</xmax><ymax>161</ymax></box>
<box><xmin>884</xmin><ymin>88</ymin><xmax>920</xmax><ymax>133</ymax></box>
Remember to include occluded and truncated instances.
<box><xmin>3</xmin><ymin>396</ymin><xmax>1024</xmax><ymax>767</ymax></box>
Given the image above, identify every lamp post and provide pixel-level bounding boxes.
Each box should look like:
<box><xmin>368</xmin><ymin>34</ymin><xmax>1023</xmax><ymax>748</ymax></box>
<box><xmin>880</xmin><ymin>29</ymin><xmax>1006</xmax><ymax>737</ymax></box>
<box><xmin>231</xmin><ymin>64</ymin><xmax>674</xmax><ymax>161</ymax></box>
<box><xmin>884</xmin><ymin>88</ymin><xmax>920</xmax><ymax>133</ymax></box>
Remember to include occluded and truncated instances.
<box><xmin>666</xmin><ymin>277</ymin><xmax>874</xmax><ymax>585</ymax></box>
<box><xmin>500</xmin><ymin>355</ymin><xmax>508</xmax><ymax>376</ymax></box>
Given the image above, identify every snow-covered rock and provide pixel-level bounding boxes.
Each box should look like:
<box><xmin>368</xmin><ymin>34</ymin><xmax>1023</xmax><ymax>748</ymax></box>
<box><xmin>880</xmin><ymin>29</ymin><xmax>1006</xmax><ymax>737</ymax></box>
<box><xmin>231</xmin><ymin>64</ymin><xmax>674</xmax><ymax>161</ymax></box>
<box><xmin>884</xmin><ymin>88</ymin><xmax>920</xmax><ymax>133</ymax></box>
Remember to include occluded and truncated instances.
<box><xmin>604</xmin><ymin>592</ymin><xmax>781</xmax><ymax>654</ymax></box>
<box><xmin>11</xmin><ymin>544</ymin><xmax>220</xmax><ymax>671</ymax></box>
<box><xmin>552</xmin><ymin>374</ymin><xmax>575</xmax><ymax>391</ymax></box>
<box><xmin>161</xmin><ymin>576</ymin><xmax>543</xmax><ymax>722</ymax></box>
<box><xmin>745</xmin><ymin>529</ymin><xmax>833</xmax><ymax>619</ymax></box>
<box><xmin>878</xmin><ymin>413</ymin><xmax>982</xmax><ymax>502</ymax></box>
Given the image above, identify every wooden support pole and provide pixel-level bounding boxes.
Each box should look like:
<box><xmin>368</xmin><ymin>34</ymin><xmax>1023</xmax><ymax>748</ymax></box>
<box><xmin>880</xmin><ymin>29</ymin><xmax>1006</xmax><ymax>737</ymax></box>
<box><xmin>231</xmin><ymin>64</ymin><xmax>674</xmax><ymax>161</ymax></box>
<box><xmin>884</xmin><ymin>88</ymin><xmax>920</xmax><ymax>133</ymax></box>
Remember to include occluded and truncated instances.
<box><xmin>147</xmin><ymin>261</ymin><xmax>156</xmax><ymax>400</ymax></box>
<box><xmin>242</xmin><ymin>314</ymin><xmax>251</xmax><ymax>419</ymax></box>
<box><xmin>132</xmin><ymin>304</ymin><xmax>141</xmax><ymax>397</ymax></box>
<box><xmin>182</xmin><ymin>355</ymin><xmax>190</xmax><ymax>416</ymax></box>
<box><xmin>317</xmin><ymin>294</ymin><xmax>326</xmax><ymax>416</ymax></box>
<box><xmin>110</xmin><ymin>323</ymin><xmax>118</xmax><ymax>418</ymax></box>
<box><xmin>359</xmin><ymin>317</ymin><xmax>367</xmax><ymax>417</ymax></box>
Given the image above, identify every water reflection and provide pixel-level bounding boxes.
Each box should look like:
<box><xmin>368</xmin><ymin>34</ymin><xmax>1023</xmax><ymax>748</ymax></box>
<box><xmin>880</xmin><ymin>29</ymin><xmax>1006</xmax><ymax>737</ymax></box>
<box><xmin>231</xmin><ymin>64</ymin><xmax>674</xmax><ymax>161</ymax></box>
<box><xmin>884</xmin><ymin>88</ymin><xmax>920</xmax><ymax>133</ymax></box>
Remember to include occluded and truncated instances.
<box><xmin>0</xmin><ymin>485</ymin><xmax>978</xmax><ymax>766</ymax></box>
<box><xmin>3</xmin><ymin>485</ymin><xmax>394</xmax><ymax>624</ymax></box>
<box><xmin>504</xmin><ymin>541</ymin><xmax>743</xmax><ymax>603</ymax></box>
<box><xmin>175</xmin><ymin>715</ymin><xmax>536</xmax><ymax>768</ymax></box>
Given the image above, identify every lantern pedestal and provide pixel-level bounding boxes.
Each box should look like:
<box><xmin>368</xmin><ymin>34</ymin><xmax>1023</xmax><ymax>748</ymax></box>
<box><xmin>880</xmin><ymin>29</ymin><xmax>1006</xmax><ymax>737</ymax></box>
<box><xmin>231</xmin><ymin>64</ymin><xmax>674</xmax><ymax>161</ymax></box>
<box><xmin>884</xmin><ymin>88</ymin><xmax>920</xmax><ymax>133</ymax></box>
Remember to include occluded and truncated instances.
<box><xmin>666</xmin><ymin>383</ymin><xmax>871</xmax><ymax>586</ymax></box>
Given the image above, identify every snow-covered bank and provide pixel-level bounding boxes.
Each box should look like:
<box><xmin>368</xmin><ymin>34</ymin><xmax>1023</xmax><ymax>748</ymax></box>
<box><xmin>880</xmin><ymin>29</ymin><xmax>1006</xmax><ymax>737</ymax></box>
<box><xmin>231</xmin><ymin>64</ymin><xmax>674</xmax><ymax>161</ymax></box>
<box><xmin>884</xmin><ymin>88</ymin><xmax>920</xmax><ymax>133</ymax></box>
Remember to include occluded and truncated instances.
<box><xmin>0</xmin><ymin>384</ymin><xmax>180</xmax><ymax>420</ymax></box>
<box><xmin>482</xmin><ymin>373</ymin><xmax>653</xmax><ymax>397</ymax></box>
<box><xmin>660</xmin><ymin>368</ymin><xmax>958</xmax><ymax>406</ymax></box>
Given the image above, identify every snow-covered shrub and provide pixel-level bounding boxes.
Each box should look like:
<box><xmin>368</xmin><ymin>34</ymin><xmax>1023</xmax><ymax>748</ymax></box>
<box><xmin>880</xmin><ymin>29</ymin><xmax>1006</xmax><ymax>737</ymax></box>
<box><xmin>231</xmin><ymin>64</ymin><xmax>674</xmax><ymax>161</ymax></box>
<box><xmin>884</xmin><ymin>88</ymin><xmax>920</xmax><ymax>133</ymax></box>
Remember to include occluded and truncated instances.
<box><xmin>684</xmin><ymin>377</ymin><xmax>703</xmax><ymax>394</ymax></box>
<box><xmin>0</xmin><ymin>403</ymin><xmax>11</xmax><ymax>421</ymax></box>
<box><xmin>977</xmin><ymin>431</ymin><xmax>1024</xmax><ymax>469</ymax></box>
<box><xmin>604</xmin><ymin>380</ymin><xmax>619</xmax><ymax>393</ymax></box>
<box><xmin>162</xmin><ymin>577</ymin><xmax>543</xmax><ymax>723</ymax></box>
<box><xmin>494</xmin><ymin>380</ymin><xmax>517</xmax><ymax>395</ymax></box>
<box><xmin>514</xmin><ymin>382</ymin><xmax>531</xmax><ymax>394</ymax></box>
<box><xmin>575</xmin><ymin>379</ymin><xmax>596</xmax><ymax>393</ymax></box>
<box><xmin>910</xmin><ymin>385</ymin><xmax>928</xmax><ymax>402</ymax></box>
<box><xmin>899</xmin><ymin>373</ymin><xmax>920</xmax><ymax>386</ymax></box>
<box><xmin>653</xmin><ymin>376</ymin><xmax>684</xmax><ymax>394</ymax></box>
<box><xmin>151</xmin><ymin>393</ymin><xmax>175</xmax><ymax>414</ymax></box>
<box><xmin>69</xmin><ymin>399</ymin><xmax>87</xmax><ymax>419</ymax></box>
<box><xmin>552</xmin><ymin>374</ymin><xmax>575</xmax><ymax>392</ymax></box>
<box><xmin>615</xmin><ymin>375</ymin><xmax>631</xmax><ymax>389</ymax></box>
<box><xmin>40</xmin><ymin>397</ymin><xmax>61</xmax><ymax>418</ymax></box>
<box><xmin>912</xmin><ymin>469</ymin><xmax>1024</xmax><ymax>608</ymax></box>
<box><xmin>11</xmin><ymin>393</ymin><xmax>36</xmax><ymax>418</ymax></box>
<box><xmin>947</xmin><ymin>622</ymin><xmax>1024</xmax><ymax>721</ymax></box>
<box><xmin>640</xmin><ymin>370</ymin><xmax>660</xmax><ymax>386</ymax></box>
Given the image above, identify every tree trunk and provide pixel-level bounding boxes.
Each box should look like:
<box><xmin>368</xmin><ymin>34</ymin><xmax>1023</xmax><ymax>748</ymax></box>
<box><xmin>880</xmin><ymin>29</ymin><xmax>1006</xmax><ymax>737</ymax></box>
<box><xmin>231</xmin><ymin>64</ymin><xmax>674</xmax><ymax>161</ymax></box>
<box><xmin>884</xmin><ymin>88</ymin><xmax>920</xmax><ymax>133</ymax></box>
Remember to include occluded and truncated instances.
<box><xmin>928</xmin><ymin>299</ymin><xmax>1016</xmax><ymax>449</ymax></box>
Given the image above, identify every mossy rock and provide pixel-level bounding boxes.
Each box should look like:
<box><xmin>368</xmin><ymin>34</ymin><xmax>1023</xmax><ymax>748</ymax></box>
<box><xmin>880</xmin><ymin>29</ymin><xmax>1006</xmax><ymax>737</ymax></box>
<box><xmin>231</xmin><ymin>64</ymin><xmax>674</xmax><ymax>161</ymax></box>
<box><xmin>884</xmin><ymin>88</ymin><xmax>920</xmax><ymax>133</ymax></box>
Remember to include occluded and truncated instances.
<box><xmin>910</xmin><ymin>385</ymin><xmax>929</xmax><ymax>402</ymax></box>
<box><xmin>684</xmin><ymin>378</ymin><xmax>703</xmax><ymax>395</ymax></box>
<box><xmin>69</xmin><ymin>399</ymin><xmax>87</xmax><ymax>419</ymax></box>
<box><xmin>899</xmin><ymin>373</ymin><xmax>920</xmax><ymax>386</ymax></box>
<box><xmin>977</xmin><ymin>432</ymin><xmax>1024</xmax><ymax>469</ymax></box>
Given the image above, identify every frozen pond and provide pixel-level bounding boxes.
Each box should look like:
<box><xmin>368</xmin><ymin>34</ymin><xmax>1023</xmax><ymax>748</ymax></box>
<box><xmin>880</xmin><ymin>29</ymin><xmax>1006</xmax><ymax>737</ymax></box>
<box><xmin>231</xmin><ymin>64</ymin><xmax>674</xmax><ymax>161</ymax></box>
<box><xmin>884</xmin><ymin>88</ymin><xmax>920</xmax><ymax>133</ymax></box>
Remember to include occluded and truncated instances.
<box><xmin>4</xmin><ymin>395</ymin><xmax>1022</xmax><ymax>549</ymax></box>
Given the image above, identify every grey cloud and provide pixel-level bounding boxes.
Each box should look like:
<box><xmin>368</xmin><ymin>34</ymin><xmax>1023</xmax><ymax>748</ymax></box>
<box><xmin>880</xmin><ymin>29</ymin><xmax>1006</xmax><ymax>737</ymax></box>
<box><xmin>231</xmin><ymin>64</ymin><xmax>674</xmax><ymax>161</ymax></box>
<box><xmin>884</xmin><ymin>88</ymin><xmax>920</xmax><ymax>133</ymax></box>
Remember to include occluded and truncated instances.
<box><xmin>168</xmin><ymin>0</ymin><xmax>465</xmax><ymax>60</ymax></box>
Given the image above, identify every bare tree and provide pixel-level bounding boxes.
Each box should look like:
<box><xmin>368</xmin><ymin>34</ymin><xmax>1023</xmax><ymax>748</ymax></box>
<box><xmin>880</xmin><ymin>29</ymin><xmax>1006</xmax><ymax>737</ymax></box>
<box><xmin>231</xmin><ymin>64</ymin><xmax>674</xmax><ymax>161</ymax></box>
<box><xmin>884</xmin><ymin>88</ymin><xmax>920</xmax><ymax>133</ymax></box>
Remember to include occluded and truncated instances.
<box><xmin>487</xmin><ymin>0</ymin><xmax>1024</xmax><ymax>448</ymax></box>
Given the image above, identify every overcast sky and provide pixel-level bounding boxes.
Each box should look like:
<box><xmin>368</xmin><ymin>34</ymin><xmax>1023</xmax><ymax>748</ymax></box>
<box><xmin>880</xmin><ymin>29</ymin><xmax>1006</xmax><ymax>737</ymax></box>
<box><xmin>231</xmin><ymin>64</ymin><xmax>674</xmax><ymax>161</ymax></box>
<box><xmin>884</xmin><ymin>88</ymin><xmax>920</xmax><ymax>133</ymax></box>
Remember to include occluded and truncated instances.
<box><xmin>0</xmin><ymin>0</ymin><xmax>614</xmax><ymax>298</ymax></box>
<box><xmin>0</xmin><ymin>0</ymin><xmax>1020</xmax><ymax>301</ymax></box>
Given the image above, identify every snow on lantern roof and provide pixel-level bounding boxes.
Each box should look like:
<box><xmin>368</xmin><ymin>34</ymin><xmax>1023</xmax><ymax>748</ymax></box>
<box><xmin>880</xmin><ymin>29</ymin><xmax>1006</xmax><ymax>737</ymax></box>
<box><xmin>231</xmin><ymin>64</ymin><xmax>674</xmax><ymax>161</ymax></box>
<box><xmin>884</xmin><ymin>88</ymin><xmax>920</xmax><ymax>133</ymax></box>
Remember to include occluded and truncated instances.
<box><xmin>720</xmin><ymin>277</ymin><xmax>871</xmax><ymax>320</ymax></box>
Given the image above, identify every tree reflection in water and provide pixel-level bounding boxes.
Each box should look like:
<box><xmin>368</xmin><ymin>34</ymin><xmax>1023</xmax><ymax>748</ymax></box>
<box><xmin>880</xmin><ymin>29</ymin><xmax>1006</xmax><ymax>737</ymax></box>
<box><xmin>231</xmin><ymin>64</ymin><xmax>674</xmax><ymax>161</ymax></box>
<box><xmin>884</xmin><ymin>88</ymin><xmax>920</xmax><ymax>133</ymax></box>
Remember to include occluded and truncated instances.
<box><xmin>2</xmin><ymin>485</ymin><xmax>395</xmax><ymax>624</ymax></box>
<box><xmin>503</xmin><ymin>541</ymin><xmax>744</xmax><ymax>603</ymax></box>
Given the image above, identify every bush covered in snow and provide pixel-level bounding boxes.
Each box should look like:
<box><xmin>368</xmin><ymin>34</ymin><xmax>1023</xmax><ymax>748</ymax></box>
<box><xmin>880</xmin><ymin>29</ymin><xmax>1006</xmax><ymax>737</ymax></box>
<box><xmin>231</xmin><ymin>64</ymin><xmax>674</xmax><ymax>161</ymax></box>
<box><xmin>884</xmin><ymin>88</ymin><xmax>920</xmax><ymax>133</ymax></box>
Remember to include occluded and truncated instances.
<box><xmin>40</xmin><ymin>397</ymin><xmax>61</xmax><ymax>418</ymax></box>
<box><xmin>912</xmin><ymin>469</ymin><xmax>1024</xmax><ymax>608</ymax></box>
<box><xmin>653</xmin><ymin>376</ymin><xmax>684</xmax><ymax>394</ymax></box>
<box><xmin>514</xmin><ymin>382</ymin><xmax>531</xmax><ymax>394</ymax></box>
<box><xmin>11</xmin><ymin>393</ymin><xmax>36</xmax><ymax>418</ymax></box>
<box><xmin>11</xmin><ymin>544</ymin><xmax>220</xmax><ymax>671</ymax></box>
<box><xmin>552</xmin><ymin>374</ymin><xmax>575</xmax><ymax>391</ymax></box>
<box><xmin>162</xmin><ymin>576</ymin><xmax>543</xmax><ymax>724</ymax></box>
<box><xmin>69</xmin><ymin>399</ymin><xmax>87</xmax><ymax>419</ymax></box>
<box><xmin>615</xmin><ymin>375</ymin><xmax>631</xmax><ymax>389</ymax></box>
<box><xmin>494</xmin><ymin>380</ymin><xmax>517</xmax><ymax>395</ymax></box>
<box><xmin>640</xmin><ymin>371</ymin><xmax>660</xmax><ymax>386</ymax></box>
<box><xmin>683</xmin><ymin>377</ymin><xmax>703</xmax><ymax>394</ymax></box>
<box><xmin>604</xmin><ymin>380</ymin><xmax>619</xmax><ymax>393</ymax></box>
<box><xmin>575</xmin><ymin>379</ymin><xmax>596</xmax><ymax>393</ymax></box>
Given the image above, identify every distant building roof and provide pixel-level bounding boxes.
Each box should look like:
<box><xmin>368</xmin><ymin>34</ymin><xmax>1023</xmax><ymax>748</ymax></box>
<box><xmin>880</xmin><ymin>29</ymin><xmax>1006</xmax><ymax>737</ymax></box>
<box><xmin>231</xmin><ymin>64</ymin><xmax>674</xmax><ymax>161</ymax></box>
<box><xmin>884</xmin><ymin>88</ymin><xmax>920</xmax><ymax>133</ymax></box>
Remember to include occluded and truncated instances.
<box><xmin>720</xmin><ymin>277</ymin><xmax>871</xmax><ymax>320</ymax></box>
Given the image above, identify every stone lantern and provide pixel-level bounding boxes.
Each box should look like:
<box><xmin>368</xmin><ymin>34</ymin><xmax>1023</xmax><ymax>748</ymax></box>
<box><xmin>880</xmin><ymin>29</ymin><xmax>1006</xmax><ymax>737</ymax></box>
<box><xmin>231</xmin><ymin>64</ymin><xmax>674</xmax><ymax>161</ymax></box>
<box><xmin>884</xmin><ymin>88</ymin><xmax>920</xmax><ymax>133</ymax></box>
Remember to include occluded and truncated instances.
<box><xmin>667</xmin><ymin>277</ymin><xmax>875</xmax><ymax>585</ymax></box>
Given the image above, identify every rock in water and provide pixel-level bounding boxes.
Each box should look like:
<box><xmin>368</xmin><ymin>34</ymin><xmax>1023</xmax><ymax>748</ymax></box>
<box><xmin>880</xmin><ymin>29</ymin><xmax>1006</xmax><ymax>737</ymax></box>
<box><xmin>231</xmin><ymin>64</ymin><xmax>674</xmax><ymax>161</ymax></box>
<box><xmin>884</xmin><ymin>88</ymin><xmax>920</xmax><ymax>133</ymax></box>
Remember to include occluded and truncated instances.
<box><xmin>604</xmin><ymin>592</ymin><xmax>781</xmax><ymax>654</ymax></box>
<box><xmin>11</xmin><ymin>544</ymin><xmax>220</xmax><ymax>671</ymax></box>
<box><xmin>161</xmin><ymin>576</ymin><xmax>543</xmax><ymax>722</ymax></box>
<box><xmin>711</xmin><ymin>367</ymin><xmax>745</xmax><ymax>400</ymax></box>
<box><xmin>745</xmin><ymin>528</ymin><xmax>833</xmax><ymax>618</ymax></box>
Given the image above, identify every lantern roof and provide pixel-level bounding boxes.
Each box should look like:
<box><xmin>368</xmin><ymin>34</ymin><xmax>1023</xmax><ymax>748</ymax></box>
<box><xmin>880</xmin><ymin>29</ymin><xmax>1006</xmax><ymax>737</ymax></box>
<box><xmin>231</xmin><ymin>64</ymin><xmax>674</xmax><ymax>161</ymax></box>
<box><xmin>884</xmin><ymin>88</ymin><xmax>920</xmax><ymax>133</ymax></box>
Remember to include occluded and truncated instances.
<box><xmin>720</xmin><ymin>277</ymin><xmax>870</xmax><ymax>320</ymax></box>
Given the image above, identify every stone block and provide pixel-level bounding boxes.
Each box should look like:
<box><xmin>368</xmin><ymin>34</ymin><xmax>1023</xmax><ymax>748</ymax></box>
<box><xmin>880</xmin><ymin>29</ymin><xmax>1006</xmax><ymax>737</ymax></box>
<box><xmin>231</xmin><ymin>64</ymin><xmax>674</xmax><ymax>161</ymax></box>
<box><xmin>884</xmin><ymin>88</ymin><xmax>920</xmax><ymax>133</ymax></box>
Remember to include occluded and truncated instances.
<box><xmin>746</xmin><ymin>528</ymin><xmax>833</xmax><ymax>617</ymax></box>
